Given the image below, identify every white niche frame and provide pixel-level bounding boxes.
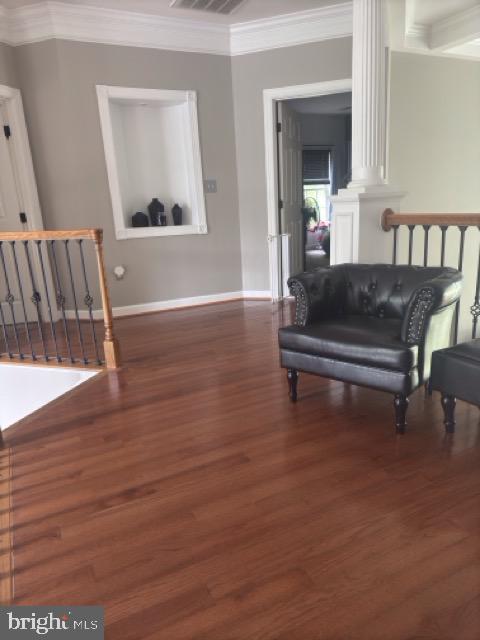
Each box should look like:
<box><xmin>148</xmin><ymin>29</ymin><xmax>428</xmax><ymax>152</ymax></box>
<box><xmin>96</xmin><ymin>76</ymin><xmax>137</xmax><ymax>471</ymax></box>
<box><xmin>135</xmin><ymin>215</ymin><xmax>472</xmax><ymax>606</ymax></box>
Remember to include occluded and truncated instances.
<box><xmin>96</xmin><ymin>85</ymin><xmax>208</xmax><ymax>240</ymax></box>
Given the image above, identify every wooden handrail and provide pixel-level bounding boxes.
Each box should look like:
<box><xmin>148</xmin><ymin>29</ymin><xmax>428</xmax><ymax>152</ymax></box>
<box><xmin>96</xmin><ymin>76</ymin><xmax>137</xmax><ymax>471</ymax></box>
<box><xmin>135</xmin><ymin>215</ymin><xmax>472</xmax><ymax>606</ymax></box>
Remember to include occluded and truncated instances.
<box><xmin>382</xmin><ymin>209</ymin><xmax>480</xmax><ymax>232</ymax></box>
<box><xmin>0</xmin><ymin>229</ymin><xmax>101</xmax><ymax>242</ymax></box>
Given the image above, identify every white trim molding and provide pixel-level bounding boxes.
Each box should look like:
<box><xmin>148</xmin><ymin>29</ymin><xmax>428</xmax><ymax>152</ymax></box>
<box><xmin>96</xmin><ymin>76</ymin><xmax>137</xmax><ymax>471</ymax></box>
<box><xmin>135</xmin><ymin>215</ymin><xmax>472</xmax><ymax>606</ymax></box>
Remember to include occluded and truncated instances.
<box><xmin>0</xmin><ymin>84</ymin><xmax>44</xmax><ymax>233</ymax></box>
<box><xmin>430</xmin><ymin>4</ymin><xmax>480</xmax><ymax>51</ymax></box>
<box><xmin>230</xmin><ymin>4</ymin><xmax>352</xmax><ymax>56</ymax></box>
<box><xmin>263</xmin><ymin>78</ymin><xmax>352</xmax><ymax>300</ymax></box>
<box><xmin>0</xmin><ymin>1</ymin><xmax>353</xmax><ymax>56</ymax></box>
<box><xmin>396</xmin><ymin>0</ymin><xmax>480</xmax><ymax>61</ymax></box>
<box><xmin>66</xmin><ymin>290</ymin><xmax>272</xmax><ymax>320</ymax></box>
<box><xmin>0</xmin><ymin>83</ymin><xmax>59</xmax><ymax>321</ymax></box>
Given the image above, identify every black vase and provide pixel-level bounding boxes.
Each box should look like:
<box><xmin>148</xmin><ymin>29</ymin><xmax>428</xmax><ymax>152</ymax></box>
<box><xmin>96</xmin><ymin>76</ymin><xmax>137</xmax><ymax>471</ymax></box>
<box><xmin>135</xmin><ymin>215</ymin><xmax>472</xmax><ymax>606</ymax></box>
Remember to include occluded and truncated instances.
<box><xmin>131</xmin><ymin>211</ymin><xmax>149</xmax><ymax>227</ymax></box>
<box><xmin>172</xmin><ymin>204</ymin><xmax>183</xmax><ymax>226</ymax></box>
<box><xmin>148</xmin><ymin>198</ymin><xmax>165</xmax><ymax>226</ymax></box>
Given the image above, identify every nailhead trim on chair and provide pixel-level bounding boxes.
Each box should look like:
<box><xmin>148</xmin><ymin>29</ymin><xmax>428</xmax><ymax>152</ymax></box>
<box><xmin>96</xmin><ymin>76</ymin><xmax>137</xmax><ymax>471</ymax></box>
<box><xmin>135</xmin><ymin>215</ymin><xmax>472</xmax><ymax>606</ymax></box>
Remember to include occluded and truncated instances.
<box><xmin>406</xmin><ymin>287</ymin><xmax>435</xmax><ymax>344</ymax></box>
<box><xmin>289</xmin><ymin>280</ymin><xmax>309</xmax><ymax>326</ymax></box>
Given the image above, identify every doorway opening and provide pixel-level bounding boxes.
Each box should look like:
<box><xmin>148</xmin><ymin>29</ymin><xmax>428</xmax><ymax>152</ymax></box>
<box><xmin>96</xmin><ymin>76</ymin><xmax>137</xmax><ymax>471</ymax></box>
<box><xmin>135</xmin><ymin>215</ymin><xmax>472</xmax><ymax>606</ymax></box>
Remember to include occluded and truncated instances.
<box><xmin>263</xmin><ymin>79</ymin><xmax>352</xmax><ymax>300</ymax></box>
<box><xmin>277</xmin><ymin>92</ymin><xmax>351</xmax><ymax>293</ymax></box>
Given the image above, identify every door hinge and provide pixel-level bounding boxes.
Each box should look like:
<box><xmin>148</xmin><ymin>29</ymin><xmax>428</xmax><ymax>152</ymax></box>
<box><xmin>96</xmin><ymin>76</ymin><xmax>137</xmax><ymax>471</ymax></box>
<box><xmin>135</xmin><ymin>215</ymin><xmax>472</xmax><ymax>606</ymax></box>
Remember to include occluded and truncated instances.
<box><xmin>19</xmin><ymin>212</ymin><xmax>27</xmax><ymax>224</ymax></box>
<box><xmin>278</xmin><ymin>199</ymin><xmax>284</xmax><ymax>210</ymax></box>
<box><xmin>276</xmin><ymin>122</ymin><xmax>282</xmax><ymax>133</ymax></box>
<box><xmin>3</xmin><ymin>124</ymin><xmax>11</xmax><ymax>139</ymax></box>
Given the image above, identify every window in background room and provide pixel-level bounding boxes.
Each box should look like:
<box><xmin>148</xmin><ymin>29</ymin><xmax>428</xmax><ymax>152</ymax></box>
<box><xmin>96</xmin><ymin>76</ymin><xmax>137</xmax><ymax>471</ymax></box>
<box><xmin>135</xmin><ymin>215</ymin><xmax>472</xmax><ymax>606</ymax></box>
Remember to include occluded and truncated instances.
<box><xmin>302</xmin><ymin>148</ymin><xmax>331</xmax><ymax>223</ymax></box>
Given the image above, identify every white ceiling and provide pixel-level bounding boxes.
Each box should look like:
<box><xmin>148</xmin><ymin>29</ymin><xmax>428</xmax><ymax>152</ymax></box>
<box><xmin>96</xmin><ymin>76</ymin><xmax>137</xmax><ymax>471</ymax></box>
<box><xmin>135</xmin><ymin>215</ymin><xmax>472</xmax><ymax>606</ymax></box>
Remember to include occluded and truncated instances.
<box><xmin>288</xmin><ymin>92</ymin><xmax>352</xmax><ymax>115</ymax></box>
<box><xmin>1</xmin><ymin>0</ymin><xmax>347</xmax><ymax>24</ymax></box>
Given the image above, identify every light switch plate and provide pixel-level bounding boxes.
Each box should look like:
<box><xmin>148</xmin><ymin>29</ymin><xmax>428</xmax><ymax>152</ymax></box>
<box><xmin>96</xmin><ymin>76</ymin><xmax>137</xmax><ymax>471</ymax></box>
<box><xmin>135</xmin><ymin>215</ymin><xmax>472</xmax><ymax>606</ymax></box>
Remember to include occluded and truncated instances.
<box><xmin>204</xmin><ymin>179</ymin><xmax>217</xmax><ymax>194</ymax></box>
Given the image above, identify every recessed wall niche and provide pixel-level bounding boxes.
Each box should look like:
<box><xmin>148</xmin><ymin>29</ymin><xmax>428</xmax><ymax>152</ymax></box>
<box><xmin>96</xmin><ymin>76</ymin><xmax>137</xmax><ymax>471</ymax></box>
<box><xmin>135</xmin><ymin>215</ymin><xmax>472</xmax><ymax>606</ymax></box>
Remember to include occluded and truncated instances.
<box><xmin>97</xmin><ymin>86</ymin><xmax>208</xmax><ymax>239</ymax></box>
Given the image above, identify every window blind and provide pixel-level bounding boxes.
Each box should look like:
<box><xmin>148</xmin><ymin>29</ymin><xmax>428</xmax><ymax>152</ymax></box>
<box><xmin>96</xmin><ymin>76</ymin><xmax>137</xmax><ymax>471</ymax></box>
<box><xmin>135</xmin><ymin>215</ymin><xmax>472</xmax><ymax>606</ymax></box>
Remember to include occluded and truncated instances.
<box><xmin>303</xmin><ymin>149</ymin><xmax>330</xmax><ymax>184</ymax></box>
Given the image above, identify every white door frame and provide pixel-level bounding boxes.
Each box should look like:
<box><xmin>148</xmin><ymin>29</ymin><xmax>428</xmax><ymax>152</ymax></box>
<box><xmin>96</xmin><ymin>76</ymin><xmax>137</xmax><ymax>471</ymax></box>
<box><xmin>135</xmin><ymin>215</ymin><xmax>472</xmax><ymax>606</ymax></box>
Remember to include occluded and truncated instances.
<box><xmin>263</xmin><ymin>78</ymin><xmax>352</xmax><ymax>300</ymax></box>
<box><xmin>0</xmin><ymin>84</ymin><xmax>56</xmax><ymax>323</ymax></box>
<box><xmin>0</xmin><ymin>84</ymin><xmax>44</xmax><ymax>232</ymax></box>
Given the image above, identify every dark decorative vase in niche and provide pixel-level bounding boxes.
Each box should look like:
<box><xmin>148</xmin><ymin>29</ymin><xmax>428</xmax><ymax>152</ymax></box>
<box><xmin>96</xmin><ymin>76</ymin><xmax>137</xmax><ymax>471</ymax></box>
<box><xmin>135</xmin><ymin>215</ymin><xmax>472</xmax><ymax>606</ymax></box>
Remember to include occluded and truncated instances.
<box><xmin>148</xmin><ymin>198</ymin><xmax>165</xmax><ymax>226</ymax></box>
<box><xmin>172</xmin><ymin>204</ymin><xmax>183</xmax><ymax>226</ymax></box>
<box><xmin>132</xmin><ymin>211</ymin><xmax>149</xmax><ymax>227</ymax></box>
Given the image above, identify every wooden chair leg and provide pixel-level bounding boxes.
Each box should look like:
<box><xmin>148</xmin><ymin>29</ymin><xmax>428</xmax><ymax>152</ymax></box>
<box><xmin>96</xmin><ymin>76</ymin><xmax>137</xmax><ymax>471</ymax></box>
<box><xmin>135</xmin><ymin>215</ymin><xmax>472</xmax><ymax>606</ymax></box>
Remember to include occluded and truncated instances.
<box><xmin>394</xmin><ymin>394</ymin><xmax>409</xmax><ymax>434</ymax></box>
<box><xmin>287</xmin><ymin>369</ymin><xmax>298</xmax><ymax>402</ymax></box>
<box><xmin>441</xmin><ymin>394</ymin><xmax>456</xmax><ymax>433</ymax></box>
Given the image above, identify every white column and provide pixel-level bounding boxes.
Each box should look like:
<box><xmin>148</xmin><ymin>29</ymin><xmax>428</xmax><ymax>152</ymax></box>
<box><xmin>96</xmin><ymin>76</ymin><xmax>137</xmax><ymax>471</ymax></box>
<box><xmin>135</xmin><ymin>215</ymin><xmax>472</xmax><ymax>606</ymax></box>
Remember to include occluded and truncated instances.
<box><xmin>330</xmin><ymin>0</ymin><xmax>405</xmax><ymax>265</ymax></box>
<box><xmin>350</xmin><ymin>0</ymin><xmax>386</xmax><ymax>187</ymax></box>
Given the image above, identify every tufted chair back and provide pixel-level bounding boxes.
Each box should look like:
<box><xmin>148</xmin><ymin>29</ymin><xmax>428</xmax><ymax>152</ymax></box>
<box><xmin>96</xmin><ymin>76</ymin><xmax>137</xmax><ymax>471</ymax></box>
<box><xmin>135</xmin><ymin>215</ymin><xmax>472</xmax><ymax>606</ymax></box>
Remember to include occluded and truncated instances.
<box><xmin>332</xmin><ymin>264</ymin><xmax>459</xmax><ymax>320</ymax></box>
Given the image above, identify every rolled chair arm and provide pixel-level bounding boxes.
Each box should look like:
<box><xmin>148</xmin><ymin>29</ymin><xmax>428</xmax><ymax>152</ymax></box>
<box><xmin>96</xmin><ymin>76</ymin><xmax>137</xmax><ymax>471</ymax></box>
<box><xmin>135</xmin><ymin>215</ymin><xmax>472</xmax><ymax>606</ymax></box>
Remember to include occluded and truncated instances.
<box><xmin>401</xmin><ymin>271</ymin><xmax>463</xmax><ymax>344</ymax></box>
<box><xmin>288</xmin><ymin>268</ymin><xmax>345</xmax><ymax>326</ymax></box>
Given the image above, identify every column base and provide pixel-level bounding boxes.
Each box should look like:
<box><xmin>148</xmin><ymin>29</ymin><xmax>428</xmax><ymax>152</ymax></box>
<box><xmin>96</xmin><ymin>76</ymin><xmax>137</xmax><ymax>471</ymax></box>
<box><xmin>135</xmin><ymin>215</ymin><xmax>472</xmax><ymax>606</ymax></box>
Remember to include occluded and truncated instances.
<box><xmin>330</xmin><ymin>185</ymin><xmax>405</xmax><ymax>265</ymax></box>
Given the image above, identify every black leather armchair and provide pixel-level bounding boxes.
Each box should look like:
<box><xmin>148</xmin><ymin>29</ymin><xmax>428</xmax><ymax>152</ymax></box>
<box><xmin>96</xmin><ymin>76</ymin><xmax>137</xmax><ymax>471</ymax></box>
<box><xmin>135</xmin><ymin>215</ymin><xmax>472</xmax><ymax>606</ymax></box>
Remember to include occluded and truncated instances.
<box><xmin>278</xmin><ymin>264</ymin><xmax>463</xmax><ymax>432</ymax></box>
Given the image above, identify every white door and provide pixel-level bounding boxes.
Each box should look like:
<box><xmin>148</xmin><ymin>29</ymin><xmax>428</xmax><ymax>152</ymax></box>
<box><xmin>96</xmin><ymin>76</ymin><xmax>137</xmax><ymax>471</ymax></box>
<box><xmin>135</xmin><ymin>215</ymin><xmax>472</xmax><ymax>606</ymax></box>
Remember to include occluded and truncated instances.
<box><xmin>0</xmin><ymin>101</ymin><xmax>42</xmax><ymax>325</ymax></box>
<box><xmin>277</xmin><ymin>101</ymin><xmax>304</xmax><ymax>297</ymax></box>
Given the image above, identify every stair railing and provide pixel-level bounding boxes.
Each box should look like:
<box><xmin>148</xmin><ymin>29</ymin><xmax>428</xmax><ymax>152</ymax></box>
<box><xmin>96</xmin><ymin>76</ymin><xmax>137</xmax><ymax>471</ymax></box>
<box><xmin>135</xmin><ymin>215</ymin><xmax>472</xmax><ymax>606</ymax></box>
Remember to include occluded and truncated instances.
<box><xmin>0</xmin><ymin>228</ymin><xmax>120</xmax><ymax>369</ymax></box>
<box><xmin>382</xmin><ymin>209</ymin><xmax>480</xmax><ymax>344</ymax></box>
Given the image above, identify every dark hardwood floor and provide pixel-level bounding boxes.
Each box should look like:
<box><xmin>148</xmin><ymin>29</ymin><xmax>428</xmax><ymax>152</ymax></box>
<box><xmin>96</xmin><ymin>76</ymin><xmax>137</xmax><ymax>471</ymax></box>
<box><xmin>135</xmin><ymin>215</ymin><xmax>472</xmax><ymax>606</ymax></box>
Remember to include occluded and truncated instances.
<box><xmin>4</xmin><ymin>301</ymin><xmax>480</xmax><ymax>639</ymax></box>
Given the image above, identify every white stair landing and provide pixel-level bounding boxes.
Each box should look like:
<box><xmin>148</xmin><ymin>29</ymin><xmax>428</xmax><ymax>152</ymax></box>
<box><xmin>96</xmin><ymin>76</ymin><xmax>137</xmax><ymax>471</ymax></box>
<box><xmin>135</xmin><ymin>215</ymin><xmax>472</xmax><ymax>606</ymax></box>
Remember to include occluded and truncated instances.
<box><xmin>0</xmin><ymin>363</ymin><xmax>99</xmax><ymax>430</ymax></box>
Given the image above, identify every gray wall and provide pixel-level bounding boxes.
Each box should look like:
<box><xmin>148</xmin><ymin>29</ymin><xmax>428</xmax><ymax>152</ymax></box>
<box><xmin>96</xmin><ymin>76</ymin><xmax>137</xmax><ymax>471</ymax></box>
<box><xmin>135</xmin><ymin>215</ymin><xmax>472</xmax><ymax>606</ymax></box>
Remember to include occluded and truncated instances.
<box><xmin>388</xmin><ymin>51</ymin><xmax>480</xmax><ymax>341</ymax></box>
<box><xmin>0</xmin><ymin>43</ymin><xmax>17</xmax><ymax>87</ymax></box>
<box><xmin>232</xmin><ymin>37</ymin><xmax>352</xmax><ymax>292</ymax></box>
<box><xmin>299</xmin><ymin>112</ymin><xmax>350</xmax><ymax>194</ymax></box>
<box><xmin>389</xmin><ymin>51</ymin><xmax>480</xmax><ymax>213</ymax></box>
<box><xmin>15</xmin><ymin>39</ymin><xmax>242</xmax><ymax>307</ymax></box>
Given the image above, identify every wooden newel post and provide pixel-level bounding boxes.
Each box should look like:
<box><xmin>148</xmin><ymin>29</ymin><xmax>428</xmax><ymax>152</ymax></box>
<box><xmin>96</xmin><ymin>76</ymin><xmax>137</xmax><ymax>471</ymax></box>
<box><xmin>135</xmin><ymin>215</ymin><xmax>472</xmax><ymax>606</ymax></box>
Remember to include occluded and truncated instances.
<box><xmin>93</xmin><ymin>229</ymin><xmax>121</xmax><ymax>369</ymax></box>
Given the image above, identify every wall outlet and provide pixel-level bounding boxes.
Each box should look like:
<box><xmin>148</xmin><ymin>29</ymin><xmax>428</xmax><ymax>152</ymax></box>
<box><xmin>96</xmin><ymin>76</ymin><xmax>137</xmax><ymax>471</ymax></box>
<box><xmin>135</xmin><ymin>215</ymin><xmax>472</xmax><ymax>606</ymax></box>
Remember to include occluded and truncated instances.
<box><xmin>204</xmin><ymin>179</ymin><xmax>217</xmax><ymax>194</ymax></box>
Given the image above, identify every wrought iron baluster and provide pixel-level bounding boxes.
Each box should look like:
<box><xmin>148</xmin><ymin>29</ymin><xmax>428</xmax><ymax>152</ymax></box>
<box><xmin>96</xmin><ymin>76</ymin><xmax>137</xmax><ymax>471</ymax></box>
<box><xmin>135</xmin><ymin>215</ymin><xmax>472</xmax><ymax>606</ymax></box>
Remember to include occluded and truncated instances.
<box><xmin>440</xmin><ymin>225</ymin><xmax>448</xmax><ymax>266</ymax></box>
<box><xmin>77</xmin><ymin>240</ymin><xmax>102</xmax><ymax>365</ymax></box>
<box><xmin>10</xmin><ymin>241</ymin><xmax>36</xmax><ymax>360</ymax></box>
<box><xmin>0</xmin><ymin>241</ymin><xmax>22</xmax><ymax>358</ymax></box>
<box><xmin>408</xmin><ymin>225</ymin><xmax>415</xmax><ymax>265</ymax></box>
<box><xmin>392</xmin><ymin>226</ymin><xmax>398</xmax><ymax>265</ymax></box>
<box><xmin>453</xmin><ymin>226</ymin><xmax>468</xmax><ymax>344</ymax></box>
<box><xmin>49</xmin><ymin>240</ymin><xmax>74</xmax><ymax>363</ymax></box>
<box><xmin>471</xmin><ymin>227</ymin><xmax>480</xmax><ymax>339</ymax></box>
<box><xmin>36</xmin><ymin>240</ymin><xmax>61</xmax><ymax>362</ymax></box>
<box><xmin>23</xmin><ymin>240</ymin><xmax>48</xmax><ymax>361</ymax></box>
<box><xmin>422</xmin><ymin>225</ymin><xmax>430</xmax><ymax>267</ymax></box>
<box><xmin>0</xmin><ymin>291</ymin><xmax>12</xmax><ymax>358</ymax></box>
<box><xmin>64</xmin><ymin>240</ymin><xmax>88</xmax><ymax>364</ymax></box>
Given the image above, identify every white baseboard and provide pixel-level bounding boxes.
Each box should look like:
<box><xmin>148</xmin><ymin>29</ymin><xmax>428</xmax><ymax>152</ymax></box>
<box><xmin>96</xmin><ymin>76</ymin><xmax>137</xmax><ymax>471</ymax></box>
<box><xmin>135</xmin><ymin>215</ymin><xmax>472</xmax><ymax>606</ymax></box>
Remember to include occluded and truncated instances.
<box><xmin>65</xmin><ymin>290</ymin><xmax>272</xmax><ymax>320</ymax></box>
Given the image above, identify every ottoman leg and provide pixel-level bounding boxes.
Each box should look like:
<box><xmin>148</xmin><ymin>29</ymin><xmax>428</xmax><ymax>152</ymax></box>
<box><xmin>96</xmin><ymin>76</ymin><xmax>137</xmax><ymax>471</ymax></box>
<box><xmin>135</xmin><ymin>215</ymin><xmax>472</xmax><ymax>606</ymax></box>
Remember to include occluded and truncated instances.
<box><xmin>287</xmin><ymin>368</ymin><xmax>298</xmax><ymax>402</ymax></box>
<box><xmin>441</xmin><ymin>394</ymin><xmax>456</xmax><ymax>433</ymax></box>
<box><xmin>394</xmin><ymin>394</ymin><xmax>409</xmax><ymax>434</ymax></box>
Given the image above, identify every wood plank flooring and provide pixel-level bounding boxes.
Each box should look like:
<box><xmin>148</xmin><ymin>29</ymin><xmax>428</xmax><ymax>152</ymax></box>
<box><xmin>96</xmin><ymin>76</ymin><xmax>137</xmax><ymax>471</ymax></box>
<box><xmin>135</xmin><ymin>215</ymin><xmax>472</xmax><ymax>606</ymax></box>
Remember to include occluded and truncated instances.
<box><xmin>3</xmin><ymin>301</ymin><xmax>480</xmax><ymax>639</ymax></box>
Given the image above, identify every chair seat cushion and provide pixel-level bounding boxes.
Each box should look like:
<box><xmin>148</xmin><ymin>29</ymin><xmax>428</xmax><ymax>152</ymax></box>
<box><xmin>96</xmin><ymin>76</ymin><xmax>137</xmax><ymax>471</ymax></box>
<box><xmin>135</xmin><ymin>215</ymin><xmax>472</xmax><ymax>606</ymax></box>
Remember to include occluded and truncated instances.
<box><xmin>431</xmin><ymin>339</ymin><xmax>480</xmax><ymax>405</ymax></box>
<box><xmin>279</xmin><ymin>317</ymin><xmax>418</xmax><ymax>372</ymax></box>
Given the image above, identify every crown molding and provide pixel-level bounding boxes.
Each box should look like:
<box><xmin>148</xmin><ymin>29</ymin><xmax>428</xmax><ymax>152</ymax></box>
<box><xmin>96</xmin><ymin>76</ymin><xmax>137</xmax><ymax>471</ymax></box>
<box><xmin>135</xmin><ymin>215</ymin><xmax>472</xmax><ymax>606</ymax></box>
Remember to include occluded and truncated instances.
<box><xmin>4</xmin><ymin>1</ymin><xmax>231</xmax><ymax>54</ymax></box>
<box><xmin>399</xmin><ymin>1</ymin><xmax>480</xmax><ymax>60</ymax></box>
<box><xmin>0</xmin><ymin>1</ymin><xmax>353</xmax><ymax>56</ymax></box>
<box><xmin>230</xmin><ymin>3</ymin><xmax>352</xmax><ymax>56</ymax></box>
<box><xmin>430</xmin><ymin>4</ymin><xmax>480</xmax><ymax>51</ymax></box>
<box><xmin>404</xmin><ymin>23</ymin><xmax>429</xmax><ymax>51</ymax></box>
